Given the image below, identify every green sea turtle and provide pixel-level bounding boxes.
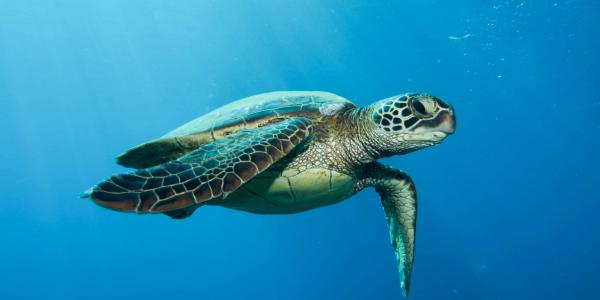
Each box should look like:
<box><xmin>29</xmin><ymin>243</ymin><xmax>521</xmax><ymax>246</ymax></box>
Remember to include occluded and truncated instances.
<box><xmin>84</xmin><ymin>91</ymin><xmax>455</xmax><ymax>296</ymax></box>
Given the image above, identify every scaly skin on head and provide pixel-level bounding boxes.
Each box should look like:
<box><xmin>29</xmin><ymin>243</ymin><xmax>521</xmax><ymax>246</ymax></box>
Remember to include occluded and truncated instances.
<box><xmin>333</xmin><ymin>93</ymin><xmax>456</xmax><ymax>172</ymax></box>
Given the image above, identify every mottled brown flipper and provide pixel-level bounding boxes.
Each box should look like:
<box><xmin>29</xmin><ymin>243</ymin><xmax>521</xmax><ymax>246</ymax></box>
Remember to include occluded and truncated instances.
<box><xmin>85</xmin><ymin>118</ymin><xmax>313</xmax><ymax>214</ymax></box>
<box><xmin>379</xmin><ymin>174</ymin><xmax>417</xmax><ymax>298</ymax></box>
<box><xmin>360</xmin><ymin>162</ymin><xmax>417</xmax><ymax>297</ymax></box>
<box><xmin>163</xmin><ymin>206</ymin><xmax>199</xmax><ymax>219</ymax></box>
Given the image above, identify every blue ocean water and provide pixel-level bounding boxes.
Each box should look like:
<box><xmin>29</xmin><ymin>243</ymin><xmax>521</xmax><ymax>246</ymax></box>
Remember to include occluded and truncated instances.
<box><xmin>1</xmin><ymin>1</ymin><xmax>598</xmax><ymax>299</ymax></box>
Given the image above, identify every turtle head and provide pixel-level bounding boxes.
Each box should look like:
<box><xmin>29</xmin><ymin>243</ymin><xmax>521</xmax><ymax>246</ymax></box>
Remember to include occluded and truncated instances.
<box><xmin>369</xmin><ymin>93</ymin><xmax>456</xmax><ymax>155</ymax></box>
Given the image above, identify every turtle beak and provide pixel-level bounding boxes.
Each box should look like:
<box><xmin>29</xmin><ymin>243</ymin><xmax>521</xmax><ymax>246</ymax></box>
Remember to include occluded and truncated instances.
<box><xmin>438</xmin><ymin>108</ymin><xmax>456</xmax><ymax>135</ymax></box>
<box><xmin>409</xmin><ymin>106</ymin><xmax>456</xmax><ymax>138</ymax></box>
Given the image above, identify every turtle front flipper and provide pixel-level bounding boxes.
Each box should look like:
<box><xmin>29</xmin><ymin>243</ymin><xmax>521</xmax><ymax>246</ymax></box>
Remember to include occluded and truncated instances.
<box><xmin>359</xmin><ymin>163</ymin><xmax>417</xmax><ymax>297</ymax></box>
<box><xmin>85</xmin><ymin>117</ymin><xmax>313</xmax><ymax>215</ymax></box>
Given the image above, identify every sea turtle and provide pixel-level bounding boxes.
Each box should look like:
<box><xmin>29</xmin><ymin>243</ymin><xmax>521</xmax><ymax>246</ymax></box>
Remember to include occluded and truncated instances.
<box><xmin>84</xmin><ymin>91</ymin><xmax>456</xmax><ymax>296</ymax></box>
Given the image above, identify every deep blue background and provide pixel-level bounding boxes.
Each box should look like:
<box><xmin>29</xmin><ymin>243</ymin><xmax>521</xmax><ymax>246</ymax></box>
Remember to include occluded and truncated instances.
<box><xmin>1</xmin><ymin>1</ymin><xmax>598</xmax><ymax>299</ymax></box>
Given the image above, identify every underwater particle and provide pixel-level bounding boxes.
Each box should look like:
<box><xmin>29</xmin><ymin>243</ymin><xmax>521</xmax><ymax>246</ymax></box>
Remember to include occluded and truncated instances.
<box><xmin>448</xmin><ymin>33</ymin><xmax>472</xmax><ymax>40</ymax></box>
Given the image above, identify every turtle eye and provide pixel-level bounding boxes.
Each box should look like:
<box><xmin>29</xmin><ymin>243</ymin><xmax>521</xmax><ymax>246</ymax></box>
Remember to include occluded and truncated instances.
<box><xmin>410</xmin><ymin>97</ymin><xmax>437</xmax><ymax>118</ymax></box>
<box><xmin>412</xmin><ymin>100</ymin><xmax>427</xmax><ymax>115</ymax></box>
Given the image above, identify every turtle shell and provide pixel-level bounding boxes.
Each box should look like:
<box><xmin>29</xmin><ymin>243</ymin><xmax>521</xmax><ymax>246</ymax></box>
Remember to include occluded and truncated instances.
<box><xmin>117</xmin><ymin>91</ymin><xmax>355</xmax><ymax>169</ymax></box>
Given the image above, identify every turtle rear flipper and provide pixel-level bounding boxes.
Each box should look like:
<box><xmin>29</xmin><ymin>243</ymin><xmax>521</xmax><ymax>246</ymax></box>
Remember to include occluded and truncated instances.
<box><xmin>86</xmin><ymin>118</ymin><xmax>313</xmax><ymax>214</ymax></box>
<box><xmin>163</xmin><ymin>206</ymin><xmax>199</xmax><ymax>219</ymax></box>
<box><xmin>117</xmin><ymin>134</ymin><xmax>213</xmax><ymax>169</ymax></box>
